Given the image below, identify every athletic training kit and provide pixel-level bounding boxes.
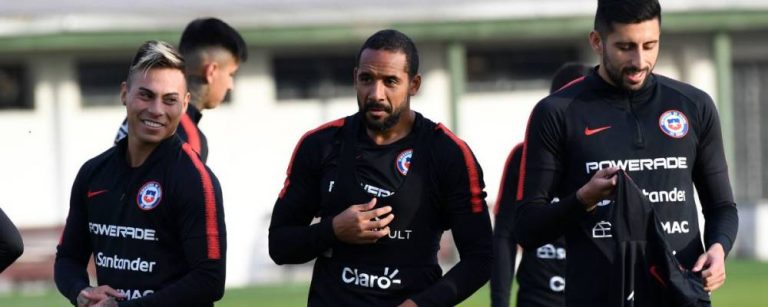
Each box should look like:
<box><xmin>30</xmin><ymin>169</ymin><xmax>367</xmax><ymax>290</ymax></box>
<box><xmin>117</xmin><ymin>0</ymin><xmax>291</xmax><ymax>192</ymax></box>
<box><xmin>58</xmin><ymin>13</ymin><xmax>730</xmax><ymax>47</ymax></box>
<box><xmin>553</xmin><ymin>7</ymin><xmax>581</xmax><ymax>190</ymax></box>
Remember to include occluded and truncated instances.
<box><xmin>55</xmin><ymin>135</ymin><xmax>226</xmax><ymax>307</ymax></box>
<box><xmin>491</xmin><ymin>143</ymin><xmax>565</xmax><ymax>307</ymax></box>
<box><xmin>0</xmin><ymin>208</ymin><xmax>23</xmax><ymax>273</ymax></box>
<box><xmin>269</xmin><ymin>112</ymin><xmax>492</xmax><ymax>306</ymax></box>
<box><xmin>515</xmin><ymin>69</ymin><xmax>738</xmax><ymax>306</ymax></box>
<box><xmin>115</xmin><ymin>105</ymin><xmax>209</xmax><ymax>162</ymax></box>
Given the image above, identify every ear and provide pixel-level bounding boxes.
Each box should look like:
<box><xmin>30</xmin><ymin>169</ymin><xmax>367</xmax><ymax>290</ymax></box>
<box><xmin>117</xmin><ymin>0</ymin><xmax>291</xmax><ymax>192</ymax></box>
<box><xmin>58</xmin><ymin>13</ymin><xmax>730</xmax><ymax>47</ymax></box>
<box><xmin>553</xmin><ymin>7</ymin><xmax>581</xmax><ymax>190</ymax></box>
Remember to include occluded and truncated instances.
<box><xmin>589</xmin><ymin>30</ymin><xmax>603</xmax><ymax>56</ymax></box>
<box><xmin>204</xmin><ymin>62</ymin><xmax>219</xmax><ymax>84</ymax></box>
<box><xmin>120</xmin><ymin>81</ymin><xmax>128</xmax><ymax>106</ymax></box>
<box><xmin>408</xmin><ymin>74</ymin><xmax>421</xmax><ymax>96</ymax></box>
<box><xmin>352</xmin><ymin>67</ymin><xmax>358</xmax><ymax>86</ymax></box>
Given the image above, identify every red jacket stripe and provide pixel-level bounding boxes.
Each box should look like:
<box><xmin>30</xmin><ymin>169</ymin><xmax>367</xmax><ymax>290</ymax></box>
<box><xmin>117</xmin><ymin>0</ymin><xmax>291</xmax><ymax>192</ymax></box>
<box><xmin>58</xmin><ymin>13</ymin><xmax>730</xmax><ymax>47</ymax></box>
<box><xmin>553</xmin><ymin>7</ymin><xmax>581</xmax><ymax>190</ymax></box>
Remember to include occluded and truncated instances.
<box><xmin>554</xmin><ymin>76</ymin><xmax>586</xmax><ymax>93</ymax></box>
<box><xmin>179</xmin><ymin>113</ymin><xmax>201</xmax><ymax>156</ymax></box>
<box><xmin>182</xmin><ymin>143</ymin><xmax>221</xmax><ymax>260</ymax></box>
<box><xmin>278</xmin><ymin>118</ymin><xmax>346</xmax><ymax>199</ymax></box>
<box><xmin>436</xmin><ymin>124</ymin><xmax>484</xmax><ymax>213</ymax></box>
<box><xmin>516</xmin><ymin>114</ymin><xmax>533</xmax><ymax>201</ymax></box>
<box><xmin>517</xmin><ymin>76</ymin><xmax>585</xmax><ymax>201</ymax></box>
<box><xmin>495</xmin><ymin>142</ymin><xmax>523</xmax><ymax>215</ymax></box>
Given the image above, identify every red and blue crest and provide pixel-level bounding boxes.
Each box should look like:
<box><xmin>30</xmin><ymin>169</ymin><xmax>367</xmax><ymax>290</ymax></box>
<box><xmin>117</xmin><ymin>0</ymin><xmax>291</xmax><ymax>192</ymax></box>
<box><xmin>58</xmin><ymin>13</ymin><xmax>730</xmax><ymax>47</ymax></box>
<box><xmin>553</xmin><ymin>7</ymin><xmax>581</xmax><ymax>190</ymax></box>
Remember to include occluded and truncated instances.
<box><xmin>395</xmin><ymin>149</ymin><xmax>413</xmax><ymax>176</ymax></box>
<box><xmin>137</xmin><ymin>181</ymin><xmax>162</xmax><ymax>210</ymax></box>
<box><xmin>659</xmin><ymin>110</ymin><xmax>689</xmax><ymax>138</ymax></box>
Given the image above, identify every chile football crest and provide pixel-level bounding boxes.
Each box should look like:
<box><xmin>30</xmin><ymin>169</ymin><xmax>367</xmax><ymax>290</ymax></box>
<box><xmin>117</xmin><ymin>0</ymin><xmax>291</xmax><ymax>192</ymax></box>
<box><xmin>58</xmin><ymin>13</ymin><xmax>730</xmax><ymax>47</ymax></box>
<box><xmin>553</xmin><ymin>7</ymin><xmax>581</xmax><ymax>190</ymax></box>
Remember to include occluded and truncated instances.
<box><xmin>137</xmin><ymin>181</ymin><xmax>162</xmax><ymax>210</ymax></box>
<box><xmin>395</xmin><ymin>149</ymin><xmax>413</xmax><ymax>176</ymax></box>
<box><xmin>659</xmin><ymin>110</ymin><xmax>689</xmax><ymax>138</ymax></box>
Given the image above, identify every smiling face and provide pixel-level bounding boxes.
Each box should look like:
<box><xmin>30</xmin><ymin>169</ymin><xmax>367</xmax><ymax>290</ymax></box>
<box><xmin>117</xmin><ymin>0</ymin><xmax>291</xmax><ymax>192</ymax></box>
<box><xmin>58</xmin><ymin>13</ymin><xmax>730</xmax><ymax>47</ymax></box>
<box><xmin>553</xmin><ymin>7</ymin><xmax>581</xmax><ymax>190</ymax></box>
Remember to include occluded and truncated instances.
<box><xmin>354</xmin><ymin>49</ymin><xmax>420</xmax><ymax>133</ymax></box>
<box><xmin>122</xmin><ymin>67</ymin><xmax>189</xmax><ymax>147</ymax></box>
<box><xmin>590</xmin><ymin>18</ymin><xmax>660</xmax><ymax>91</ymax></box>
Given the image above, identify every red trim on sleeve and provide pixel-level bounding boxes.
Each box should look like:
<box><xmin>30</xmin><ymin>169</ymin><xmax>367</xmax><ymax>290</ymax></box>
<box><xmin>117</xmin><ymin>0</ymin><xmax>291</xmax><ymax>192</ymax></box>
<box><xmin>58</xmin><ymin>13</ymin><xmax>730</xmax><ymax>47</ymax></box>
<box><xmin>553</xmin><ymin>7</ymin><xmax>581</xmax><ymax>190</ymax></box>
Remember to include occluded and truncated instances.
<box><xmin>179</xmin><ymin>113</ymin><xmax>201</xmax><ymax>156</ymax></box>
<box><xmin>554</xmin><ymin>76</ymin><xmax>586</xmax><ymax>93</ymax></box>
<box><xmin>516</xmin><ymin>76</ymin><xmax>584</xmax><ymax>201</ymax></box>
<box><xmin>649</xmin><ymin>265</ymin><xmax>668</xmax><ymax>288</ymax></box>
<box><xmin>435</xmin><ymin>124</ymin><xmax>484</xmax><ymax>213</ymax></box>
<box><xmin>494</xmin><ymin>142</ymin><xmax>523</xmax><ymax>216</ymax></box>
<box><xmin>182</xmin><ymin>143</ymin><xmax>221</xmax><ymax>260</ymax></box>
<box><xmin>278</xmin><ymin>118</ymin><xmax>346</xmax><ymax>199</ymax></box>
<box><xmin>516</xmin><ymin>114</ymin><xmax>533</xmax><ymax>201</ymax></box>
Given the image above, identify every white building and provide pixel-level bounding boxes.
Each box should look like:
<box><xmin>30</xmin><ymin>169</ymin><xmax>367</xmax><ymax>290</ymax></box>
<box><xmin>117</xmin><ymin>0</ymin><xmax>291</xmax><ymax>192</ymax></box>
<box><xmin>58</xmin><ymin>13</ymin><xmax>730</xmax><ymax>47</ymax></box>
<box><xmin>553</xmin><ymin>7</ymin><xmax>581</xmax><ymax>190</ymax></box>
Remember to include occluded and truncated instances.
<box><xmin>1</xmin><ymin>0</ymin><xmax>768</xmax><ymax>287</ymax></box>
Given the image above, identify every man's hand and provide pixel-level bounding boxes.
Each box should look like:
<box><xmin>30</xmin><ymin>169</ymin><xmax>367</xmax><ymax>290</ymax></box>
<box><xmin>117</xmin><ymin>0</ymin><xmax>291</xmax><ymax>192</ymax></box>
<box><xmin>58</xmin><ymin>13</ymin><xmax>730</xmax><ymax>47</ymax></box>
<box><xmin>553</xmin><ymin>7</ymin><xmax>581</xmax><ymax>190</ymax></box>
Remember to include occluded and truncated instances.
<box><xmin>91</xmin><ymin>297</ymin><xmax>119</xmax><ymax>307</ymax></box>
<box><xmin>398</xmin><ymin>298</ymin><xmax>418</xmax><ymax>307</ymax></box>
<box><xmin>576</xmin><ymin>166</ymin><xmax>620</xmax><ymax>211</ymax></box>
<box><xmin>77</xmin><ymin>286</ymin><xmax>124</xmax><ymax>307</ymax></box>
<box><xmin>692</xmin><ymin>243</ymin><xmax>727</xmax><ymax>292</ymax></box>
<box><xmin>332</xmin><ymin>198</ymin><xmax>394</xmax><ymax>244</ymax></box>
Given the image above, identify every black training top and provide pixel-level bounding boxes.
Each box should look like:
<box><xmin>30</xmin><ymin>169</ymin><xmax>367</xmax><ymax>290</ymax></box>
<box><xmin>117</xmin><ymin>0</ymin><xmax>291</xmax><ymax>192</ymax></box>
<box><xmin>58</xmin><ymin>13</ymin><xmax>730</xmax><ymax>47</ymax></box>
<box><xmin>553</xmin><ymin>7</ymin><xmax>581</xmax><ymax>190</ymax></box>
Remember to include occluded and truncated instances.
<box><xmin>0</xmin><ymin>207</ymin><xmax>23</xmax><ymax>273</ymax></box>
<box><xmin>269</xmin><ymin>112</ymin><xmax>492</xmax><ymax>306</ymax></box>
<box><xmin>515</xmin><ymin>69</ymin><xmax>738</xmax><ymax>306</ymax></box>
<box><xmin>55</xmin><ymin>135</ymin><xmax>226</xmax><ymax>307</ymax></box>
<box><xmin>492</xmin><ymin>143</ymin><xmax>566</xmax><ymax>307</ymax></box>
<box><xmin>115</xmin><ymin>106</ymin><xmax>208</xmax><ymax>162</ymax></box>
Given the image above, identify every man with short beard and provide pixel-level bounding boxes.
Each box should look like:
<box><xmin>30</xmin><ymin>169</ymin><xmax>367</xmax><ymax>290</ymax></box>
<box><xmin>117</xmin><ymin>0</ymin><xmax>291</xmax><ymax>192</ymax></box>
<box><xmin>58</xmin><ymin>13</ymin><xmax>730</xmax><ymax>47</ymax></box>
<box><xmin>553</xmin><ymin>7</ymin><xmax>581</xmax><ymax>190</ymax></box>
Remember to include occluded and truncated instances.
<box><xmin>514</xmin><ymin>0</ymin><xmax>738</xmax><ymax>306</ymax></box>
<box><xmin>268</xmin><ymin>29</ymin><xmax>492</xmax><ymax>306</ymax></box>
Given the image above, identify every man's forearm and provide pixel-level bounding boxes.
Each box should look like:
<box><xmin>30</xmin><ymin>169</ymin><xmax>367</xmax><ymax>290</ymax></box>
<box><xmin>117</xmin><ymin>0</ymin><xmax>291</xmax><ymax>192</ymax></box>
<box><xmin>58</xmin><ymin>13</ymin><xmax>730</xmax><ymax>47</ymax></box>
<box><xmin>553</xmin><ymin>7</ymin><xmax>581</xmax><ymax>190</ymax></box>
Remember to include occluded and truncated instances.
<box><xmin>269</xmin><ymin>218</ymin><xmax>337</xmax><ymax>265</ymax></box>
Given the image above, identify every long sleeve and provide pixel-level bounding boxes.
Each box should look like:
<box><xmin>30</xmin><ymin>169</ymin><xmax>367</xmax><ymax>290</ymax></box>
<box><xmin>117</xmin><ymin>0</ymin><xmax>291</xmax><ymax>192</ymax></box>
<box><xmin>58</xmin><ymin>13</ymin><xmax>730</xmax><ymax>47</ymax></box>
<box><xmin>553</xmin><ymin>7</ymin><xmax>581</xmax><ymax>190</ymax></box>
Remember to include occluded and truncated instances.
<box><xmin>692</xmin><ymin>94</ymin><xmax>738</xmax><ymax>256</ymax></box>
<box><xmin>411</xmin><ymin>128</ymin><xmax>493</xmax><ymax>306</ymax></box>
<box><xmin>54</xmin><ymin>166</ymin><xmax>94</xmax><ymax>305</ymax></box>
<box><xmin>514</xmin><ymin>101</ymin><xmax>588</xmax><ymax>249</ymax></box>
<box><xmin>0</xmin><ymin>207</ymin><xmax>23</xmax><ymax>273</ymax></box>
<box><xmin>490</xmin><ymin>144</ymin><xmax>522</xmax><ymax>307</ymax></box>
<box><xmin>119</xmin><ymin>152</ymin><xmax>227</xmax><ymax>307</ymax></box>
<box><xmin>269</xmin><ymin>125</ymin><xmax>340</xmax><ymax>265</ymax></box>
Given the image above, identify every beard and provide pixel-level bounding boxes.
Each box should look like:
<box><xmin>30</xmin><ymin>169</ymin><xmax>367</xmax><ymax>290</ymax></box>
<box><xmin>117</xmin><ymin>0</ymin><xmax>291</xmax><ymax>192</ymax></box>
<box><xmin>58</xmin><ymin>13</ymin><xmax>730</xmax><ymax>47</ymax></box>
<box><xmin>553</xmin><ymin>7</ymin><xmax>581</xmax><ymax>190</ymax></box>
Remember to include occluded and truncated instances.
<box><xmin>359</xmin><ymin>98</ymin><xmax>407</xmax><ymax>133</ymax></box>
<box><xmin>602</xmin><ymin>47</ymin><xmax>652</xmax><ymax>91</ymax></box>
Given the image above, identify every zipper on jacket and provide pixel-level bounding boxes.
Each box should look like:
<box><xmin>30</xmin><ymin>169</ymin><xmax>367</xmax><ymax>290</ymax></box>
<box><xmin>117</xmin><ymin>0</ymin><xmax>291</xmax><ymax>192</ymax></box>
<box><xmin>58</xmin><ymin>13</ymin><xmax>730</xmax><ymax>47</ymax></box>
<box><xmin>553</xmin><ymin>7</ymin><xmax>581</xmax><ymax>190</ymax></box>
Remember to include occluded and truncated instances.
<box><xmin>627</xmin><ymin>96</ymin><xmax>645</xmax><ymax>149</ymax></box>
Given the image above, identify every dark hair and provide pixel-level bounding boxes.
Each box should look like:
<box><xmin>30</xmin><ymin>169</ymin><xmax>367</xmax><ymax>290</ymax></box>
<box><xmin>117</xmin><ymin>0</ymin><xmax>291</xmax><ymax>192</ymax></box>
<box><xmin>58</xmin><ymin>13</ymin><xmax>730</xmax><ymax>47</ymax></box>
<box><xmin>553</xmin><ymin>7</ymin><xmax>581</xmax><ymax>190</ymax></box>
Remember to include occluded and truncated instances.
<box><xmin>356</xmin><ymin>29</ymin><xmax>419</xmax><ymax>78</ymax></box>
<box><xmin>179</xmin><ymin>18</ymin><xmax>248</xmax><ymax>62</ymax></box>
<box><xmin>594</xmin><ymin>0</ymin><xmax>661</xmax><ymax>37</ymax></box>
<box><xmin>550</xmin><ymin>63</ymin><xmax>592</xmax><ymax>93</ymax></box>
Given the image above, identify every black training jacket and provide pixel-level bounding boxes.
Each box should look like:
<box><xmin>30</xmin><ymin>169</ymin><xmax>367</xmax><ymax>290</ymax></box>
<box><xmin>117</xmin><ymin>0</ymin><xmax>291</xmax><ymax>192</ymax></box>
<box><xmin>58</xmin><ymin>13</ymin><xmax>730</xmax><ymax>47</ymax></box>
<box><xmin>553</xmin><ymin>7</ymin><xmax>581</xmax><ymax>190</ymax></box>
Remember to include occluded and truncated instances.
<box><xmin>515</xmin><ymin>69</ymin><xmax>738</xmax><ymax>306</ymax></box>
<box><xmin>0</xmin><ymin>208</ymin><xmax>23</xmax><ymax>273</ymax></box>
<box><xmin>492</xmin><ymin>142</ymin><xmax>565</xmax><ymax>307</ymax></box>
<box><xmin>55</xmin><ymin>135</ymin><xmax>226</xmax><ymax>307</ymax></box>
<box><xmin>269</xmin><ymin>112</ymin><xmax>492</xmax><ymax>306</ymax></box>
<box><xmin>115</xmin><ymin>106</ymin><xmax>209</xmax><ymax>162</ymax></box>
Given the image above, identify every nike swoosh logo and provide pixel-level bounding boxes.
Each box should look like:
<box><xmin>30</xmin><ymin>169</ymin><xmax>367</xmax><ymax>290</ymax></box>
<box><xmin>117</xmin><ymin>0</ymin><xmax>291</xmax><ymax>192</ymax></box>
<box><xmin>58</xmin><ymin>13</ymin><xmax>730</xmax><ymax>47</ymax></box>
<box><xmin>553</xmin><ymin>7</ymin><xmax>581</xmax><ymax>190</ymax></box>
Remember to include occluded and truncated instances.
<box><xmin>87</xmin><ymin>189</ymin><xmax>108</xmax><ymax>198</ymax></box>
<box><xmin>584</xmin><ymin>126</ymin><xmax>612</xmax><ymax>136</ymax></box>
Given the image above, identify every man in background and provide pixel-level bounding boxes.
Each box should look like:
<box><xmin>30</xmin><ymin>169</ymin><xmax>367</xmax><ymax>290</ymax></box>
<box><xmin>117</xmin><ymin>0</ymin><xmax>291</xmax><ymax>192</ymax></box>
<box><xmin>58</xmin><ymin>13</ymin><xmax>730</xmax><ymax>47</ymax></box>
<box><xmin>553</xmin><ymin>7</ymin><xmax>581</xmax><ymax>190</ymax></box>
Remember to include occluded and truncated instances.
<box><xmin>115</xmin><ymin>17</ymin><xmax>247</xmax><ymax>162</ymax></box>
<box><xmin>491</xmin><ymin>63</ymin><xmax>591</xmax><ymax>307</ymax></box>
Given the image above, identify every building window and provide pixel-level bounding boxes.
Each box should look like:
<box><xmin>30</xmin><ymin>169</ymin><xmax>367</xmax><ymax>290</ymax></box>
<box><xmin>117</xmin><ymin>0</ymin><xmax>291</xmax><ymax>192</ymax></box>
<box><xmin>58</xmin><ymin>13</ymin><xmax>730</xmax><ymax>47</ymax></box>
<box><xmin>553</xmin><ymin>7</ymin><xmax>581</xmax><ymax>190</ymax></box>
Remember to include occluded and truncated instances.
<box><xmin>466</xmin><ymin>47</ymin><xmax>581</xmax><ymax>92</ymax></box>
<box><xmin>77</xmin><ymin>60</ymin><xmax>129</xmax><ymax>107</ymax></box>
<box><xmin>0</xmin><ymin>64</ymin><xmax>32</xmax><ymax>110</ymax></box>
<box><xmin>733</xmin><ymin>61</ymin><xmax>768</xmax><ymax>202</ymax></box>
<box><xmin>273</xmin><ymin>55</ymin><xmax>355</xmax><ymax>101</ymax></box>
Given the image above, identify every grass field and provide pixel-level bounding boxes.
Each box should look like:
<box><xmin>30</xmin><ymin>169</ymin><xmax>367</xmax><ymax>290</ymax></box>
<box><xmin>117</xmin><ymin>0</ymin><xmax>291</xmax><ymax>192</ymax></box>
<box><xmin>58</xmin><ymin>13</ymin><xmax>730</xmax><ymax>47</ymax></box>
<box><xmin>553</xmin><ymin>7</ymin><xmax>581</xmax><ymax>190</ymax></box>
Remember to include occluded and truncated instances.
<box><xmin>1</xmin><ymin>259</ymin><xmax>765</xmax><ymax>306</ymax></box>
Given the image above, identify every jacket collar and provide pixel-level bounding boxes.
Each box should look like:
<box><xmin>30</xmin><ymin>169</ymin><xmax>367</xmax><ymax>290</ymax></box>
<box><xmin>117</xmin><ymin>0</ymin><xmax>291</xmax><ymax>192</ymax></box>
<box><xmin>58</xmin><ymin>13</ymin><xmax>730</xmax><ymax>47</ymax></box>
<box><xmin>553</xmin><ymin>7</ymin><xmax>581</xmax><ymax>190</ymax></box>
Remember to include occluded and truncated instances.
<box><xmin>586</xmin><ymin>66</ymin><xmax>657</xmax><ymax>108</ymax></box>
<box><xmin>186</xmin><ymin>104</ymin><xmax>203</xmax><ymax>124</ymax></box>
